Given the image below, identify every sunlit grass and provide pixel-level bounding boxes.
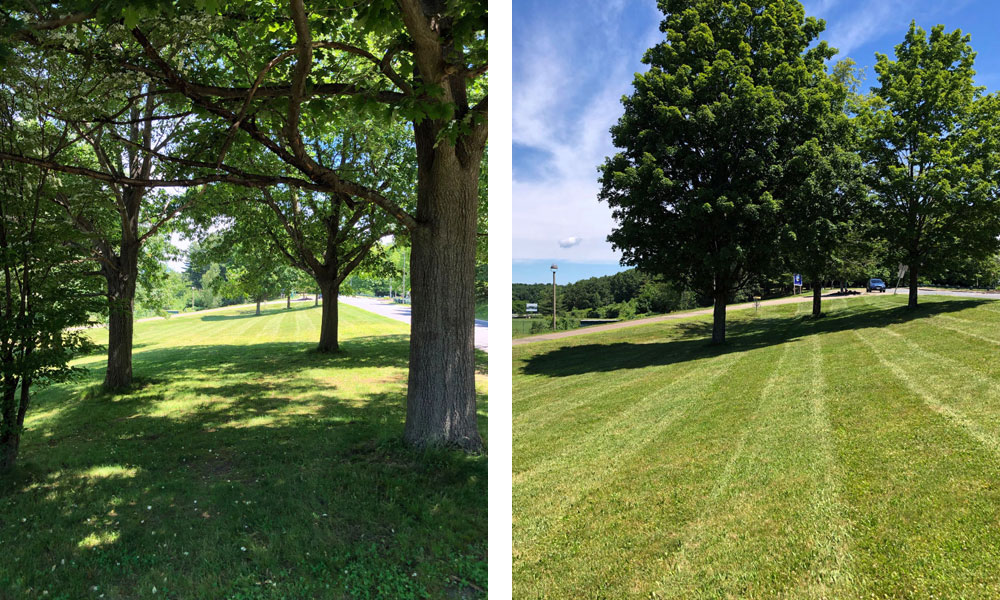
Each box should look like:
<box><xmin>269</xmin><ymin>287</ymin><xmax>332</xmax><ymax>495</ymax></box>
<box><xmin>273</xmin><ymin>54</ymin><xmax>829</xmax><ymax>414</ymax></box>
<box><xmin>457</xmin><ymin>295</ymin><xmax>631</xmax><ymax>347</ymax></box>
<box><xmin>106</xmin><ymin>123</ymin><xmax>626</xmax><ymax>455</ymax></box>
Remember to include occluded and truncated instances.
<box><xmin>514</xmin><ymin>294</ymin><xmax>1000</xmax><ymax>599</ymax></box>
<box><xmin>1</xmin><ymin>302</ymin><xmax>487</xmax><ymax>599</ymax></box>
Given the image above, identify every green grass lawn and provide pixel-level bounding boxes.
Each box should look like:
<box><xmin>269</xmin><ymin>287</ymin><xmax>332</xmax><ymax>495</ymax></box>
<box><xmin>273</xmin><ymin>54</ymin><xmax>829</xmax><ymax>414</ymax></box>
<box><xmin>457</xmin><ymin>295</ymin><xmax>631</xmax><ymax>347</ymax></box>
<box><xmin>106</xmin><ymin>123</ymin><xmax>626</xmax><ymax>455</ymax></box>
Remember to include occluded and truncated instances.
<box><xmin>475</xmin><ymin>300</ymin><xmax>488</xmax><ymax>321</ymax></box>
<box><xmin>1</xmin><ymin>303</ymin><xmax>487</xmax><ymax>600</ymax></box>
<box><xmin>514</xmin><ymin>294</ymin><xmax>1000</xmax><ymax>599</ymax></box>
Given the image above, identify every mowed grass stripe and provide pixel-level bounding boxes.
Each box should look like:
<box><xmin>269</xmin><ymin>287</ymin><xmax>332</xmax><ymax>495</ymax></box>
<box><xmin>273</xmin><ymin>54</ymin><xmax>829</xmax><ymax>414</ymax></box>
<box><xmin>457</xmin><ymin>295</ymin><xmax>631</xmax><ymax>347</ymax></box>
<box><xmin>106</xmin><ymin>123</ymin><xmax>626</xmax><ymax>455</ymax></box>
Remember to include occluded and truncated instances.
<box><xmin>513</xmin><ymin>308</ymin><xmax>796</xmax><ymax>445</ymax></box>
<box><xmin>512</xmin><ymin>347</ymin><xmax>668</xmax><ymax>415</ymax></box>
<box><xmin>512</xmin><ymin>345</ymin><xmax>755</xmax><ymax>563</ymax></box>
<box><xmin>513</xmin><ymin>306</ymin><xmax>806</xmax><ymax>598</ymax></box>
<box><xmin>651</xmin><ymin>308</ymin><xmax>852</xmax><ymax>599</ymax></box>
<box><xmin>924</xmin><ymin>314</ymin><xmax>1000</xmax><ymax>348</ymax></box>
<box><xmin>823</xmin><ymin>326</ymin><xmax>1000</xmax><ymax>597</ymax></box>
<box><xmin>512</xmin><ymin>310</ymin><xmax>761</xmax><ymax>410</ymax></box>
<box><xmin>514</xmin><ymin>295</ymin><xmax>1000</xmax><ymax>598</ymax></box>
<box><xmin>6</xmin><ymin>301</ymin><xmax>490</xmax><ymax>599</ymax></box>
<box><xmin>793</xmin><ymin>332</ymin><xmax>853</xmax><ymax>599</ymax></box>
<box><xmin>514</xmin><ymin>345</ymin><xmax>745</xmax><ymax>472</ymax></box>
<box><xmin>866</xmin><ymin>305</ymin><xmax>1000</xmax><ymax>428</ymax></box>
<box><xmin>855</xmin><ymin>328</ymin><xmax>1000</xmax><ymax>455</ymax></box>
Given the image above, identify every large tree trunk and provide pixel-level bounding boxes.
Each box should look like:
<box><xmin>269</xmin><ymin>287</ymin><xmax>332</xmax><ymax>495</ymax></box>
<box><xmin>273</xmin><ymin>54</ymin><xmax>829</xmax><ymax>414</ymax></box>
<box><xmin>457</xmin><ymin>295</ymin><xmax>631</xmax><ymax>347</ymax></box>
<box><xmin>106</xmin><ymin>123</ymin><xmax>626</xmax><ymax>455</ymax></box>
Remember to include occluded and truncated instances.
<box><xmin>103</xmin><ymin>244</ymin><xmax>138</xmax><ymax>391</ymax></box>
<box><xmin>712</xmin><ymin>292</ymin><xmax>727</xmax><ymax>344</ymax></box>
<box><xmin>404</xmin><ymin>122</ymin><xmax>483</xmax><ymax>451</ymax></box>
<box><xmin>317</xmin><ymin>279</ymin><xmax>340</xmax><ymax>353</ymax></box>
<box><xmin>812</xmin><ymin>281</ymin><xmax>822</xmax><ymax>317</ymax></box>
<box><xmin>908</xmin><ymin>264</ymin><xmax>919</xmax><ymax>308</ymax></box>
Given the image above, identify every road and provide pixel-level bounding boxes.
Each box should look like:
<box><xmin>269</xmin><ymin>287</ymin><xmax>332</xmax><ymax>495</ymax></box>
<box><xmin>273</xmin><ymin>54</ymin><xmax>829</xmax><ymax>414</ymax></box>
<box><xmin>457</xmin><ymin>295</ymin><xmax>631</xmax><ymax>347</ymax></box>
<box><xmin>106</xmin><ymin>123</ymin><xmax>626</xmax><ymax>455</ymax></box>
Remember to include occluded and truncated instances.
<box><xmin>886</xmin><ymin>287</ymin><xmax>1000</xmax><ymax>300</ymax></box>
<box><xmin>513</xmin><ymin>287</ymin><xmax>1000</xmax><ymax>346</ymax></box>
<box><xmin>340</xmin><ymin>296</ymin><xmax>489</xmax><ymax>352</ymax></box>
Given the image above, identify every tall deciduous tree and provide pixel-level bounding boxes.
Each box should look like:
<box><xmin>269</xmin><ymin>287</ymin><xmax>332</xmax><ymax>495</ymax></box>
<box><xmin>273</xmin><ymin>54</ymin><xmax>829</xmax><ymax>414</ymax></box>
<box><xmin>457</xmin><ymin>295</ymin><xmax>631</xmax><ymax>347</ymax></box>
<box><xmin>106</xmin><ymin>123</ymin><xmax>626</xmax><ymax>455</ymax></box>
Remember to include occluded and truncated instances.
<box><xmin>51</xmin><ymin>88</ymin><xmax>194</xmax><ymax>390</ymax></box>
<box><xmin>781</xmin><ymin>60</ymin><xmax>866</xmax><ymax>317</ymax></box>
<box><xmin>862</xmin><ymin>22</ymin><xmax>1000</xmax><ymax>308</ymax></box>
<box><xmin>599</xmin><ymin>0</ymin><xmax>832</xmax><ymax>343</ymax></box>
<box><xmin>9</xmin><ymin>49</ymin><xmax>199</xmax><ymax>389</ymax></box>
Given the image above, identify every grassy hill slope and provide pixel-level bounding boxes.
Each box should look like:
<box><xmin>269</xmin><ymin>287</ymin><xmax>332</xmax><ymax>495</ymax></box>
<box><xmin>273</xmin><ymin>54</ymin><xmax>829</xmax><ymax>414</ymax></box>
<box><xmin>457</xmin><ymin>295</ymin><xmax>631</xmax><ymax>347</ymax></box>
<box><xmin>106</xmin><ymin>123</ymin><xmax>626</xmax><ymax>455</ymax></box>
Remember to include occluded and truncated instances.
<box><xmin>1</xmin><ymin>302</ymin><xmax>487</xmax><ymax>599</ymax></box>
<box><xmin>514</xmin><ymin>294</ymin><xmax>1000</xmax><ymax>599</ymax></box>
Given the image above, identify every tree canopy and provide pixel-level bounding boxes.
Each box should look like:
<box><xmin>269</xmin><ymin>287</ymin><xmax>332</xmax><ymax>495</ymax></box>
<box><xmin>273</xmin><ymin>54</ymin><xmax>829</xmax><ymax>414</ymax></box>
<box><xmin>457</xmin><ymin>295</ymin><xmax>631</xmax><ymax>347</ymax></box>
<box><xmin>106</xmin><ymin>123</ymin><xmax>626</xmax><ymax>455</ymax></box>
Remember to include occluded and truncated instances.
<box><xmin>0</xmin><ymin>0</ymin><xmax>488</xmax><ymax>450</ymax></box>
<box><xmin>599</xmin><ymin>0</ymin><xmax>835</xmax><ymax>343</ymax></box>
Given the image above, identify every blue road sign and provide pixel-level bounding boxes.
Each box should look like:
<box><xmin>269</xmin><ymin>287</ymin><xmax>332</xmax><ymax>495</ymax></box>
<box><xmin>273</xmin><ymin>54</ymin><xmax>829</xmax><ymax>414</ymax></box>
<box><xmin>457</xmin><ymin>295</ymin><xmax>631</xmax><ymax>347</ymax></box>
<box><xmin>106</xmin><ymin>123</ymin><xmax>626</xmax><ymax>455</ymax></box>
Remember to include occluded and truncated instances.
<box><xmin>793</xmin><ymin>273</ymin><xmax>802</xmax><ymax>286</ymax></box>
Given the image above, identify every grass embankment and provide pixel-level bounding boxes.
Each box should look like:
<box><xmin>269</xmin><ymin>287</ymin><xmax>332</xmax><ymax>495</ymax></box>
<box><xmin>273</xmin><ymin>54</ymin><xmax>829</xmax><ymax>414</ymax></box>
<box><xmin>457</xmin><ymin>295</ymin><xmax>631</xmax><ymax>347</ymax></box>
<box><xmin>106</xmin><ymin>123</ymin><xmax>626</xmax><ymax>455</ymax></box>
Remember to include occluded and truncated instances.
<box><xmin>475</xmin><ymin>300</ymin><xmax>488</xmax><ymax>321</ymax></box>
<box><xmin>514</xmin><ymin>294</ymin><xmax>1000</xmax><ymax>598</ymax></box>
<box><xmin>1</xmin><ymin>303</ymin><xmax>487</xmax><ymax>599</ymax></box>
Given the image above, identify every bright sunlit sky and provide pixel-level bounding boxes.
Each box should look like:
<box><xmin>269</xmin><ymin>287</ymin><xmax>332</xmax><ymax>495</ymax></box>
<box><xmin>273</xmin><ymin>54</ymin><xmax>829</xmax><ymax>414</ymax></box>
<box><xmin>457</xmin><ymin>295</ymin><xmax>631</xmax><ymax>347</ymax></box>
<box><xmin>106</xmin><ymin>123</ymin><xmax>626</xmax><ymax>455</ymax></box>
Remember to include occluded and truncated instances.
<box><xmin>512</xmin><ymin>0</ymin><xmax>1000</xmax><ymax>284</ymax></box>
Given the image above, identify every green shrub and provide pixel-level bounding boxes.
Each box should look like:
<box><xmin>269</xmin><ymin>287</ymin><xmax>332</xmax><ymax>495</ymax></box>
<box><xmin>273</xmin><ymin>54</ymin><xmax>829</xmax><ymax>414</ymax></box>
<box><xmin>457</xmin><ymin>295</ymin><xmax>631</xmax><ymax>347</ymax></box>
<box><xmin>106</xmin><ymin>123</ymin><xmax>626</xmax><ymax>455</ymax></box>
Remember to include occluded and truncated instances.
<box><xmin>618</xmin><ymin>299</ymin><xmax>637</xmax><ymax>320</ymax></box>
<box><xmin>529</xmin><ymin>316</ymin><xmax>580</xmax><ymax>333</ymax></box>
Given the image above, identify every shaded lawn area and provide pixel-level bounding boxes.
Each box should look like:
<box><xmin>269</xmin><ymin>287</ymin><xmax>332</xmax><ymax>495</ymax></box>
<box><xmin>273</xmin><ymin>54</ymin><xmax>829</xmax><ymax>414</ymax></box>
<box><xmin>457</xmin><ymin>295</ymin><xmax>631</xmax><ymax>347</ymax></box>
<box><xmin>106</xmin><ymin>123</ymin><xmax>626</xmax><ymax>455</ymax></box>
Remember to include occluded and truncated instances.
<box><xmin>1</xmin><ymin>303</ymin><xmax>488</xmax><ymax>600</ymax></box>
<box><xmin>514</xmin><ymin>294</ymin><xmax>1000</xmax><ymax>599</ymax></box>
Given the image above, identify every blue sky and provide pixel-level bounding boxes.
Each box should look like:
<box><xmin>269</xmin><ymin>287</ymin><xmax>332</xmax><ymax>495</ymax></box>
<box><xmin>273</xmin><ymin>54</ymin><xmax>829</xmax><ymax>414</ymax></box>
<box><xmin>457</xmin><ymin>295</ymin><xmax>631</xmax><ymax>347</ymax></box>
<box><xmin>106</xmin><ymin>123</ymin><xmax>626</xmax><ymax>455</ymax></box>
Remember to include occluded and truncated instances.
<box><xmin>512</xmin><ymin>0</ymin><xmax>1000</xmax><ymax>283</ymax></box>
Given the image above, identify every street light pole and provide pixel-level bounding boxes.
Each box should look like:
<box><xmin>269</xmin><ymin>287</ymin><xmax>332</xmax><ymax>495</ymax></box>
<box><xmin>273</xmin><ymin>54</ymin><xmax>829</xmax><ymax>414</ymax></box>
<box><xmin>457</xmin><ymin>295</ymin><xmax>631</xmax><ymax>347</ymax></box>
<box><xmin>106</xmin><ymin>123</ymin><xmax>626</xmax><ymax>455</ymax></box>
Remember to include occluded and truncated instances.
<box><xmin>551</xmin><ymin>264</ymin><xmax>558</xmax><ymax>330</ymax></box>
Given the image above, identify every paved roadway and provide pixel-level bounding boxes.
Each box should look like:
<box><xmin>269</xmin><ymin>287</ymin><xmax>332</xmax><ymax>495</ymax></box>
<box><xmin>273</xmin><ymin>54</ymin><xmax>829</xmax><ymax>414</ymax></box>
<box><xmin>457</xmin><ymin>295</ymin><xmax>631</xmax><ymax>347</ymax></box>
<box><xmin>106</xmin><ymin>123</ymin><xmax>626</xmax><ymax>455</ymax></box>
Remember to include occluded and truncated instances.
<box><xmin>887</xmin><ymin>287</ymin><xmax>1000</xmax><ymax>300</ymax></box>
<box><xmin>340</xmin><ymin>296</ymin><xmax>489</xmax><ymax>352</ymax></box>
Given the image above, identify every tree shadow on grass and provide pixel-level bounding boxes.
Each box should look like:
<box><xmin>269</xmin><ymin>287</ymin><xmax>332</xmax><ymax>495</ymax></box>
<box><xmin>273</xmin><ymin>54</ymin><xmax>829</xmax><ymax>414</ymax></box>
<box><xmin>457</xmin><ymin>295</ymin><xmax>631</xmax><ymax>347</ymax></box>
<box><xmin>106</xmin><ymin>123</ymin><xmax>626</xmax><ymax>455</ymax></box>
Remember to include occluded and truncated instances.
<box><xmin>2</xmin><ymin>332</ymin><xmax>486</xmax><ymax>599</ymax></box>
<box><xmin>138</xmin><ymin>334</ymin><xmax>412</xmax><ymax>375</ymax></box>
<box><xmin>520</xmin><ymin>299</ymin><xmax>988</xmax><ymax>378</ymax></box>
<box><xmin>198</xmin><ymin>303</ymin><xmax>318</xmax><ymax>321</ymax></box>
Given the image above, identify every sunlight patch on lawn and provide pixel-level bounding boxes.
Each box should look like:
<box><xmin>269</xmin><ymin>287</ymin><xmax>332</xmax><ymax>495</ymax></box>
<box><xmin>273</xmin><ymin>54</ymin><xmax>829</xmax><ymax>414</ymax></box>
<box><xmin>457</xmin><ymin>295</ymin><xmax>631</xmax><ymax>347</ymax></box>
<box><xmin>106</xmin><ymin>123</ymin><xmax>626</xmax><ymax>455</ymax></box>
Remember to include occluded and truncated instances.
<box><xmin>24</xmin><ymin>406</ymin><xmax>64</xmax><ymax>428</ymax></box>
<box><xmin>220</xmin><ymin>415</ymin><xmax>279</xmax><ymax>429</ymax></box>
<box><xmin>78</xmin><ymin>530</ymin><xmax>120</xmax><ymax>549</ymax></box>
<box><xmin>81</xmin><ymin>465</ymin><xmax>139</xmax><ymax>480</ymax></box>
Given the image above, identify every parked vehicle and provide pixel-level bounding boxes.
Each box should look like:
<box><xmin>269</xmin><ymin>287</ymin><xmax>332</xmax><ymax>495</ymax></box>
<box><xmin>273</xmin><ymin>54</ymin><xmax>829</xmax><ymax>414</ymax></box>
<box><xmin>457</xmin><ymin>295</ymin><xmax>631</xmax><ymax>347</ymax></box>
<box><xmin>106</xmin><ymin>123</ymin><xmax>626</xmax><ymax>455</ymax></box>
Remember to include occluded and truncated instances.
<box><xmin>867</xmin><ymin>278</ymin><xmax>886</xmax><ymax>293</ymax></box>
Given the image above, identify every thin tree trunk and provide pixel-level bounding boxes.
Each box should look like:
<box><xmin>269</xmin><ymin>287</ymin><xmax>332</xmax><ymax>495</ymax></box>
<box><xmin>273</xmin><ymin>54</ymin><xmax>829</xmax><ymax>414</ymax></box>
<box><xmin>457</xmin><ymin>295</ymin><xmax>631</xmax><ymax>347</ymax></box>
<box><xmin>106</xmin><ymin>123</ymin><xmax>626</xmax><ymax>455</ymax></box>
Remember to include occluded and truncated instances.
<box><xmin>404</xmin><ymin>123</ymin><xmax>483</xmax><ymax>451</ymax></box>
<box><xmin>712</xmin><ymin>292</ymin><xmax>727</xmax><ymax>344</ymax></box>
<box><xmin>908</xmin><ymin>264</ymin><xmax>919</xmax><ymax>308</ymax></box>
<box><xmin>103</xmin><ymin>244</ymin><xmax>138</xmax><ymax>391</ymax></box>
<box><xmin>0</xmin><ymin>379</ymin><xmax>20</xmax><ymax>471</ymax></box>
<box><xmin>812</xmin><ymin>281</ymin><xmax>822</xmax><ymax>317</ymax></box>
<box><xmin>255</xmin><ymin>299</ymin><xmax>261</xmax><ymax>315</ymax></box>
<box><xmin>286</xmin><ymin>293</ymin><xmax>291</xmax><ymax>309</ymax></box>
<box><xmin>317</xmin><ymin>279</ymin><xmax>340</xmax><ymax>353</ymax></box>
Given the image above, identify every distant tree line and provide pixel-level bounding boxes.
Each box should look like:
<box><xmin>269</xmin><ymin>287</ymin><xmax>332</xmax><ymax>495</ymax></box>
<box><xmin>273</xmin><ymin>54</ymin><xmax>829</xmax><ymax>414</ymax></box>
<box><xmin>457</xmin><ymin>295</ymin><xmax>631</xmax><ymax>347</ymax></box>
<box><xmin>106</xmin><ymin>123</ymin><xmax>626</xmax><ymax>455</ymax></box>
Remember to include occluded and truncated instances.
<box><xmin>513</xmin><ymin>269</ymin><xmax>702</xmax><ymax>320</ymax></box>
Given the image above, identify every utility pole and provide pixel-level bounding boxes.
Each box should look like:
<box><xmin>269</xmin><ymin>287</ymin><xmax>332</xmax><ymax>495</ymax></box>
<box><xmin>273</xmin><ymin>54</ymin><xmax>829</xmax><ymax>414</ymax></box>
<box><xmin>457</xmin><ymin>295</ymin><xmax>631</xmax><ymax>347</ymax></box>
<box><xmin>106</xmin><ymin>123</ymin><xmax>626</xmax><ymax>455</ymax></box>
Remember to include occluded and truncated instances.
<box><xmin>551</xmin><ymin>264</ymin><xmax>558</xmax><ymax>330</ymax></box>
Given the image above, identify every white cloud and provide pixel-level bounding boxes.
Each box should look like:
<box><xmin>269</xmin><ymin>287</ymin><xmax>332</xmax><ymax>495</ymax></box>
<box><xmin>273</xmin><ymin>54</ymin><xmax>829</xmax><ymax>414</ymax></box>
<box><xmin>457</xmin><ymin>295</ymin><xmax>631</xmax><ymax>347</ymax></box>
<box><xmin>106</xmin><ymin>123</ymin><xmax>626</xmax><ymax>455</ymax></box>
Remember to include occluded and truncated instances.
<box><xmin>558</xmin><ymin>236</ymin><xmax>582</xmax><ymax>248</ymax></box>
<box><xmin>512</xmin><ymin>1</ymin><xmax>662</xmax><ymax>263</ymax></box>
<box><xmin>805</xmin><ymin>0</ymin><xmax>977</xmax><ymax>62</ymax></box>
<box><xmin>816</xmin><ymin>0</ymin><xmax>905</xmax><ymax>58</ymax></box>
